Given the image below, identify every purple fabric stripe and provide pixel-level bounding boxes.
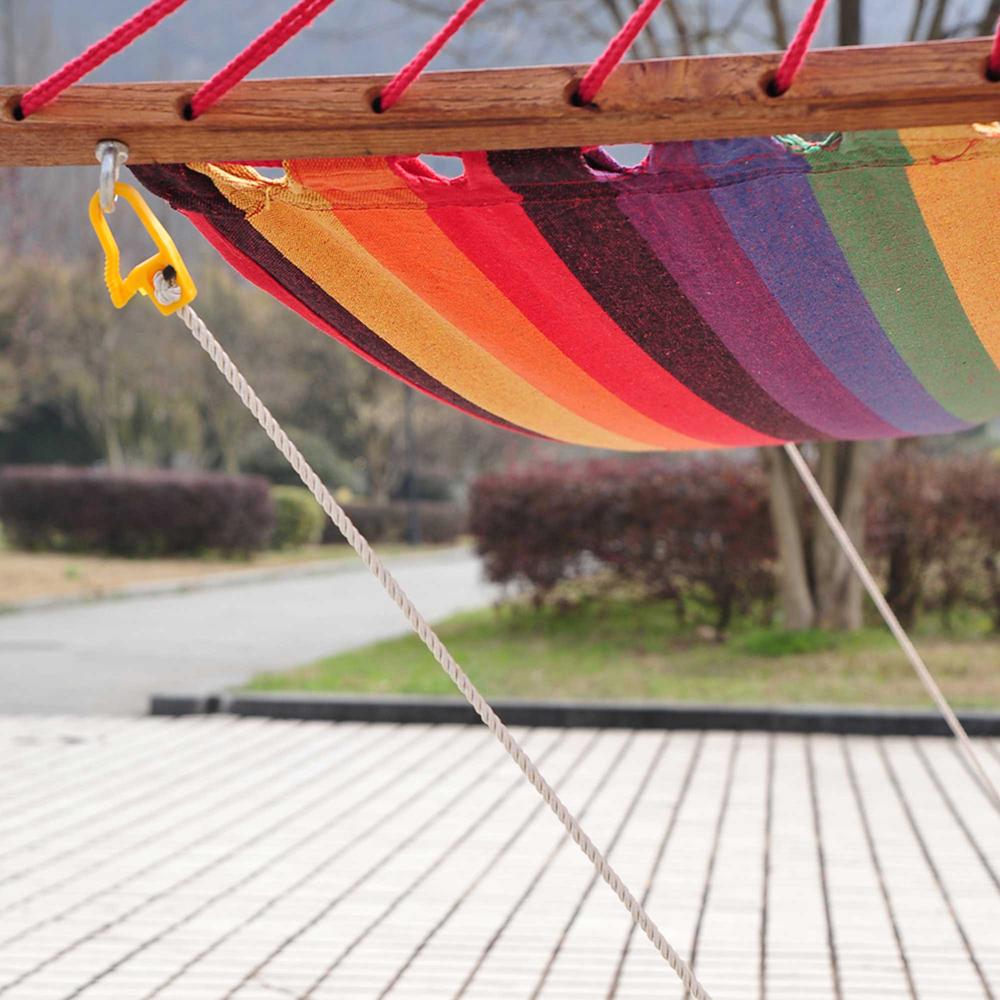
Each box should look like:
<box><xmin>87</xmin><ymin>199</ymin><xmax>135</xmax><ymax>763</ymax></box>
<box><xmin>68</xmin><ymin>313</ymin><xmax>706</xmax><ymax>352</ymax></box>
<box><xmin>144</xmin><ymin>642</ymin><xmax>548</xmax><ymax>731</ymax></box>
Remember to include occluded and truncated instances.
<box><xmin>594</xmin><ymin>143</ymin><xmax>900</xmax><ymax>441</ymax></box>
<box><xmin>692</xmin><ymin>137</ymin><xmax>971</xmax><ymax>435</ymax></box>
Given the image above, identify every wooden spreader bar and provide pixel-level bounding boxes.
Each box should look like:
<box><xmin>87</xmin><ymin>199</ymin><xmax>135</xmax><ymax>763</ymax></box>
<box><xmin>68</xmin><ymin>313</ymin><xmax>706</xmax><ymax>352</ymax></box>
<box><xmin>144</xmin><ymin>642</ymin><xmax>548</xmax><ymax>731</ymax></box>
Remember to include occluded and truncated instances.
<box><xmin>2</xmin><ymin>37</ymin><xmax>1000</xmax><ymax>167</ymax></box>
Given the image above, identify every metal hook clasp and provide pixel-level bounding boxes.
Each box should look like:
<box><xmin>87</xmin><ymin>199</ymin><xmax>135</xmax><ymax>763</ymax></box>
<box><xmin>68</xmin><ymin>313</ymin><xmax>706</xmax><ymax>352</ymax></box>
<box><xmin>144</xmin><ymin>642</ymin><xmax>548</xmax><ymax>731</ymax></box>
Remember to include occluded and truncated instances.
<box><xmin>95</xmin><ymin>140</ymin><xmax>129</xmax><ymax>214</ymax></box>
<box><xmin>88</xmin><ymin>182</ymin><xmax>197</xmax><ymax>316</ymax></box>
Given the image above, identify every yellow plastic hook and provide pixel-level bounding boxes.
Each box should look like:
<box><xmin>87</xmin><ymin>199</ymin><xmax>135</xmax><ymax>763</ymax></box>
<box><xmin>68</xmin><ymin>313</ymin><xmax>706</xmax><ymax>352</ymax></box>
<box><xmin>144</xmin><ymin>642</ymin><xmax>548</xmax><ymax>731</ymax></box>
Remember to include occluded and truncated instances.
<box><xmin>88</xmin><ymin>182</ymin><xmax>197</xmax><ymax>316</ymax></box>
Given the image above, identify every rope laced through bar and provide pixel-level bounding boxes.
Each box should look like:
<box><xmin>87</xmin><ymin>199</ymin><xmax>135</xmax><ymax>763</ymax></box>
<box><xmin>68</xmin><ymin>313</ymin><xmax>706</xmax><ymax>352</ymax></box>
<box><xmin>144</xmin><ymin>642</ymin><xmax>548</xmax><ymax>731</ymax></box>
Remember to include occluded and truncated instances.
<box><xmin>14</xmin><ymin>0</ymin><xmax>189</xmax><ymax>119</ymax></box>
<box><xmin>186</xmin><ymin>0</ymin><xmax>339</xmax><ymax>119</ymax></box>
<box><xmin>576</xmin><ymin>0</ymin><xmax>665</xmax><ymax>105</ymax></box>
<box><xmin>768</xmin><ymin>0</ymin><xmax>829</xmax><ymax>96</ymax></box>
<box><xmin>155</xmin><ymin>280</ymin><xmax>714</xmax><ymax>1000</ymax></box>
<box><xmin>377</xmin><ymin>0</ymin><xmax>489</xmax><ymax>112</ymax></box>
<box><xmin>782</xmin><ymin>444</ymin><xmax>1000</xmax><ymax>810</ymax></box>
<box><xmin>14</xmin><ymin>0</ymin><xmax>1000</xmax><ymax>120</ymax></box>
<box><xmin>768</xmin><ymin>0</ymin><xmax>1000</xmax><ymax>92</ymax></box>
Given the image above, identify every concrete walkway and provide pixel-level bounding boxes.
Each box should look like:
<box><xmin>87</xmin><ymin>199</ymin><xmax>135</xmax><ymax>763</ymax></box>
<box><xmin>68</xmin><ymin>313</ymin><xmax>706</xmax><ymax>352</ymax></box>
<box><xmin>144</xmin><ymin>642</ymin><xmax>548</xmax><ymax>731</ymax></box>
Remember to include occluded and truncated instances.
<box><xmin>0</xmin><ymin>716</ymin><xmax>997</xmax><ymax>1000</ymax></box>
<box><xmin>0</xmin><ymin>550</ymin><xmax>499</xmax><ymax>716</ymax></box>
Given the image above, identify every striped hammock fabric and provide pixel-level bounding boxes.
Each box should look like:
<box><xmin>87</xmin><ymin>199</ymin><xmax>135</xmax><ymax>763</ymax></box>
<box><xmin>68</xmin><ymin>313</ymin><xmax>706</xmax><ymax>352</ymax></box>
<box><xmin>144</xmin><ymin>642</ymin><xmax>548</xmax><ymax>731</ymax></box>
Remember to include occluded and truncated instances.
<box><xmin>133</xmin><ymin>125</ymin><xmax>1000</xmax><ymax>452</ymax></box>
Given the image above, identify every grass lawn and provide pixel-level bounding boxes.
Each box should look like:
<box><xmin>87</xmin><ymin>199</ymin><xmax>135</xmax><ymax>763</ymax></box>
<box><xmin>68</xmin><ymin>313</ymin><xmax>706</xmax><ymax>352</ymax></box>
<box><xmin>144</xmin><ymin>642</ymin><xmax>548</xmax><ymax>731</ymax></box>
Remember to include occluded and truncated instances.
<box><xmin>0</xmin><ymin>543</ymin><xmax>456</xmax><ymax>604</ymax></box>
<box><xmin>246</xmin><ymin>599</ymin><xmax>1000</xmax><ymax>709</ymax></box>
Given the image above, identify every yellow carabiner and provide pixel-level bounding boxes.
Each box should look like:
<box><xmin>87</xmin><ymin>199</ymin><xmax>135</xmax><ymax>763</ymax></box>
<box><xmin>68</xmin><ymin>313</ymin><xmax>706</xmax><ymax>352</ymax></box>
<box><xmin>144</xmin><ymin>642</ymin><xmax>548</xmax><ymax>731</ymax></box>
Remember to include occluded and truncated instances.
<box><xmin>88</xmin><ymin>182</ymin><xmax>197</xmax><ymax>316</ymax></box>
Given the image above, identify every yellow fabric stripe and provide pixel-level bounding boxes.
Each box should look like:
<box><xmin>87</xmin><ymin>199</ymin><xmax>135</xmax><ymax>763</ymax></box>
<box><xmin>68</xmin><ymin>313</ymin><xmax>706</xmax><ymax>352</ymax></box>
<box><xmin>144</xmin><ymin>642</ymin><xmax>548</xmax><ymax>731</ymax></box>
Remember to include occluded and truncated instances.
<box><xmin>899</xmin><ymin>126</ymin><xmax>1000</xmax><ymax>366</ymax></box>
<box><xmin>192</xmin><ymin>162</ymin><xmax>651</xmax><ymax>451</ymax></box>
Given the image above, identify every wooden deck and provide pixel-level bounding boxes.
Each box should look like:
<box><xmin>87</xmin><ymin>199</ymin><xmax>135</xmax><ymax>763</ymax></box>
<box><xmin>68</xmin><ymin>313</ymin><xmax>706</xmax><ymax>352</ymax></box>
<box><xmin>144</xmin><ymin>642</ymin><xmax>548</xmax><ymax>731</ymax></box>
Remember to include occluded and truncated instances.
<box><xmin>0</xmin><ymin>716</ymin><xmax>997</xmax><ymax>1000</ymax></box>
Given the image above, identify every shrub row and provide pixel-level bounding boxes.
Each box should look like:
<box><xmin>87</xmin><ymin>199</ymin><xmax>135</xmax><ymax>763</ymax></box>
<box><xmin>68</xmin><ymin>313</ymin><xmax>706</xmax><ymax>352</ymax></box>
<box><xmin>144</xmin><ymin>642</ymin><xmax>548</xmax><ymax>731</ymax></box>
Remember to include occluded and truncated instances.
<box><xmin>323</xmin><ymin>501</ymin><xmax>468</xmax><ymax>546</ymax></box>
<box><xmin>470</xmin><ymin>457</ymin><xmax>774</xmax><ymax>628</ymax></box>
<box><xmin>866</xmin><ymin>452</ymin><xmax>1000</xmax><ymax>628</ymax></box>
<box><xmin>270</xmin><ymin>486</ymin><xmax>326</xmax><ymax>550</ymax></box>
<box><xmin>0</xmin><ymin>466</ymin><xmax>275</xmax><ymax>556</ymax></box>
<box><xmin>472</xmin><ymin>452</ymin><xmax>1000</xmax><ymax>630</ymax></box>
<box><xmin>0</xmin><ymin>467</ymin><xmax>470</xmax><ymax>556</ymax></box>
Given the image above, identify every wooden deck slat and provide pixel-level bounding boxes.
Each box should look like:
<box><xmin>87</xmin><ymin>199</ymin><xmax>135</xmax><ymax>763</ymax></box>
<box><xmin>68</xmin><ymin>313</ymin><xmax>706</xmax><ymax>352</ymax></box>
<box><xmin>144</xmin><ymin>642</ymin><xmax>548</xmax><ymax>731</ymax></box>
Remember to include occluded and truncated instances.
<box><xmin>0</xmin><ymin>717</ymin><xmax>997</xmax><ymax>1000</ymax></box>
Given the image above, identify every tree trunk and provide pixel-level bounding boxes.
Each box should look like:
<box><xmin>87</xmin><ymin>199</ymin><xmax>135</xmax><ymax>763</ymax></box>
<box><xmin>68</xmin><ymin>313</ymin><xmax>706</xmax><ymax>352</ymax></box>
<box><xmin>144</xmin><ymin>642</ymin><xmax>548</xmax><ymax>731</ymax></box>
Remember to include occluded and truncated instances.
<box><xmin>403</xmin><ymin>385</ymin><xmax>421</xmax><ymax>545</ymax></box>
<box><xmin>103</xmin><ymin>413</ymin><xmax>125</xmax><ymax>470</ymax></box>
<box><xmin>979</xmin><ymin>0</ymin><xmax>1000</xmax><ymax>34</ymax></box>
<box><xmin>885</xmin><ymin>539</ymin><xmax>921</xmax><ymax>629</ymax></box>
<box><xmin>812</xmin><ymin>441</ymin><xmax>872</xmax><ymax>631</ymax></box>
<box><xmin>761</xmin><ymin>447</ymin><xmax>816</xmax><ymax>629</ymax></box>
<box><xmin>765</xmin><ymin>0</ymin><xmax>788</xmax><ymax>48</ymax></box>
<box><xmin>838</xmin><ymin>0</ymin><xmax>862</xmax><ymax>46</ymax></box>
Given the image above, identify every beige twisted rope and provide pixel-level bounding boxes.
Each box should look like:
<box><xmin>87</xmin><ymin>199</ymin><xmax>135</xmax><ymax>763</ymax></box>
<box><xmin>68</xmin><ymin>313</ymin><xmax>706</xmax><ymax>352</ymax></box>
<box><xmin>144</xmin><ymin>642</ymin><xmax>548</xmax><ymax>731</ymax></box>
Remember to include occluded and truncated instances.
<box><xmin>168</xmin><ymin>295</ymin><xmax>713</xmax><ymax>1000</ymax></box>
<box><xmin>783</xmin><ymin>443</ymin><xmax>1000</xmax><ymax>810</ymax></box>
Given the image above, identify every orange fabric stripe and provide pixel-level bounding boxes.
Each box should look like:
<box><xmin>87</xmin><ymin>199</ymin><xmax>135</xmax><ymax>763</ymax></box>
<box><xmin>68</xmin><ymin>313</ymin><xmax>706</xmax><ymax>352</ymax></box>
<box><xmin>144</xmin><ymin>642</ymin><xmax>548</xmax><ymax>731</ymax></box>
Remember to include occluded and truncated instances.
<box><xmin>293</xmin><ymin>158</ymin><xmax>711</xmax><ymax>451</ymax></box>
<box><xmin>193</xmin><ymin>161</ymin><xmax>650</xmax><ymax>451</ymax></box>
<box><xmin>900</xmin><ymin>126</ymin><xmax>1000</xmax><ymax>366</ymax></box>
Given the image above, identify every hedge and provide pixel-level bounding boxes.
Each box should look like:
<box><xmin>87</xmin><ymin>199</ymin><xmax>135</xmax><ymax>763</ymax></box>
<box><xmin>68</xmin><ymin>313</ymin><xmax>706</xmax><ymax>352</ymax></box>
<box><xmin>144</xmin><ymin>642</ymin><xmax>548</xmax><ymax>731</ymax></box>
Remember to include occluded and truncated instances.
<box><xmin>270</xmin><ymin>486</ymin><xmax>325</xmax><ymax>550</ymax></box>
<box><xmin>472</xmin><ymin>452</ymin><xmax>1000</xmax><ymax>631</ymax></box>
<box><xmin>0</xmin><ymin>466</ymin><xmax>274</xmax><ymax>556</ymax></box>
<box><xmin>470</xmin><ymin>457</ymin><xmax>774</xmax><ymax>628</ymax></box>
<box><xmin>322</xmin><ymin>501</ymin><xmax>467</xmax><ymax>545</ymax></box>
<box><xmin>866</xmin><ymin>452</ymin><xmax>1000</xmax><ymax>629</ymax></box>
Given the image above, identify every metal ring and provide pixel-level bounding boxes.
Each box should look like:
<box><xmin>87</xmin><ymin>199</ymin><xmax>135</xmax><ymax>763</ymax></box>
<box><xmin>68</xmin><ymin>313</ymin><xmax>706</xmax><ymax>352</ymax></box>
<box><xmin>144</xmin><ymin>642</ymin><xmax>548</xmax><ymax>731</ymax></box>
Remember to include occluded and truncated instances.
<box><xmin>95</xmin><ymin>140</ymin><xmax>129</xmax><ymax>214</ymax></box>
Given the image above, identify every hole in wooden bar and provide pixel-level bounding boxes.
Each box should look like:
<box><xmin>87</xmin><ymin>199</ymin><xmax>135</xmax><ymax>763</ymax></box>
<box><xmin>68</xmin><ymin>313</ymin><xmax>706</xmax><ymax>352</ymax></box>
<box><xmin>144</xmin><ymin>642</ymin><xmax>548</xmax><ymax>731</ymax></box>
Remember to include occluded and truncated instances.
<box><xmin>566</xmin><ymin>79</ymin><xmax>597</xmax><ymax>110</ymax></box>
<box><xmin>3</xmin><ymin>95</ymin><xmax>24</xmax><ymax>121</ymax></box>
<box><xmin>177</xmin><ymin>95</ymin><xmax>195</xmax><ymax>121</ymax></box>
<box><xmin>986</xmin><ymin>57</ymin><xmax>1000</xmax><ymax>83</ymax></box>
<box><xmin>764</xmin><ymin>74</ymin><xmax>786</xmax><ymax>98</ymax></box>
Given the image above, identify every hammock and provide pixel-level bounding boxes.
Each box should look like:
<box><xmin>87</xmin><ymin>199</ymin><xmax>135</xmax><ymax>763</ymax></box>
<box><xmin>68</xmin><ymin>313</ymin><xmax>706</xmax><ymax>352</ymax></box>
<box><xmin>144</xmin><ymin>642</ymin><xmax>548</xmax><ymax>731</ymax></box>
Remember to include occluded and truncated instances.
<box><xmin>6</xmin><ymin>3</ymin><xmax>1000</xmax><ymax>998</ymax></box>
<box><xmin>133</xmin><ymin>124</ymin><xmax>1000</xmax><ymax>452</ymax></box>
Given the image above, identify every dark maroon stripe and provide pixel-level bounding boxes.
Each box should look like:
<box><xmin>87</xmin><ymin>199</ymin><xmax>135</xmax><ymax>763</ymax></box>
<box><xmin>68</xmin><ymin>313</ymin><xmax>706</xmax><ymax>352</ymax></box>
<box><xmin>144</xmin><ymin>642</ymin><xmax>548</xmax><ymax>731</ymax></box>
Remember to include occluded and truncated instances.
<box><xmin>485</xmin><ymin>148</ymin><xmax>823</xmax><ymax>441</ymax></box>
<box><xmin>131</xmin><ymin>163</ymin><xmax>538</xmax><ymax>438</ymax></box>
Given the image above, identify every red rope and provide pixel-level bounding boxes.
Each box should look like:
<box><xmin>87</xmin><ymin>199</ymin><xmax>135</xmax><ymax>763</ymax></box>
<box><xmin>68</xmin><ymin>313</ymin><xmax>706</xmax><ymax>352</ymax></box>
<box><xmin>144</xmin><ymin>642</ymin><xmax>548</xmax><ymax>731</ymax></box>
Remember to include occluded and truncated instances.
<box><xmin>770</xmin><ymin>0</ymin><xmax>829</xmax><ymax>95</ymax></box>
<box><xmin>576</xmin><ymin>0</ymin><xmax>664</xmax><ymax>105</ymax></box>
<box><xmin>188</xmin><ymin>0</ymin><xmax>338</xmax><ymax>119</ymax></box>
<box><xmin>377</xmin><ymin>0</ymin><xmax>488</xmax><ymax>112</ymax></box>
<box><xmin>16</xmin><ymin>0</ymin><xmax>188</xmax><ymax>119</ymax></box>
<box><xmin>989</xmin><ymin>15</ymin><xmax>1000</xmax><ymax>80</ymax></box>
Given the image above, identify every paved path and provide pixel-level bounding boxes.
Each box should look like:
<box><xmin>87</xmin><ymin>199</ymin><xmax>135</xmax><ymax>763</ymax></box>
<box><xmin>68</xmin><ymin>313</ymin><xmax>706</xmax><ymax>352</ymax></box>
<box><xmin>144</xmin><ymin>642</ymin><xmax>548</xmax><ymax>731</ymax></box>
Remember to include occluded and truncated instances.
<box><xmin>0</xmin><ymin>551</ymin><xmax>499</xmax><ymax>716</ymax></box>
<box><xmin>0</xmin><ymin>715</ymin><xmax>997</xmax><ymax>1000</ymax></box>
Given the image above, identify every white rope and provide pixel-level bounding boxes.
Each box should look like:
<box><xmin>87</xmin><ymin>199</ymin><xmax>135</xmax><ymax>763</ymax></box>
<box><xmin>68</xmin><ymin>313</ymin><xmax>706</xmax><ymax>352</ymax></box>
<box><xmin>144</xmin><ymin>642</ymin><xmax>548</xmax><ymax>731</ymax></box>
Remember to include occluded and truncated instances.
<box><xmin>783</xmin><ymin>443</ymin><xmax>1000</xmax><ymax>810</ymax></box>
<box><xmin>165</xmin><ymin>290</ymin><xmax>713</xmax><ymax>1000</ymax></box>
<box><xmin>153</xmin><ymin>270</ymin><xmax>182</xmax><ymax>306</ymax></box>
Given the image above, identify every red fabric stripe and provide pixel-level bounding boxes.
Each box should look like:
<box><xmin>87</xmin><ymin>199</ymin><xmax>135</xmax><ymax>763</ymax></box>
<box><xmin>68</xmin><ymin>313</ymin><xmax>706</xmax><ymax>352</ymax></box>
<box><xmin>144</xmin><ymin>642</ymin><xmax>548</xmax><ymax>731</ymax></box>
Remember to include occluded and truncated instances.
<box><xmin>485</xmin><ymin>146</ymin><xmax>818</xmax><ymax>441</ymax></box>
<box><xmin>390</xmin><ymin>152</ymin><xmax>779</xmax><ymax>448</ymax></box>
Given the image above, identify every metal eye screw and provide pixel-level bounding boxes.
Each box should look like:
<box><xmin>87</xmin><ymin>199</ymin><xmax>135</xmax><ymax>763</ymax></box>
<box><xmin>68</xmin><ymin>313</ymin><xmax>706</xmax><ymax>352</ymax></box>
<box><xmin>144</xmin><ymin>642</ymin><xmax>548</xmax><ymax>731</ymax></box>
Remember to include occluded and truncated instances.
<box><xmin>95</xmin><ymin>140</ymin><xmax>130</xmax><ymax>214</ymax></box>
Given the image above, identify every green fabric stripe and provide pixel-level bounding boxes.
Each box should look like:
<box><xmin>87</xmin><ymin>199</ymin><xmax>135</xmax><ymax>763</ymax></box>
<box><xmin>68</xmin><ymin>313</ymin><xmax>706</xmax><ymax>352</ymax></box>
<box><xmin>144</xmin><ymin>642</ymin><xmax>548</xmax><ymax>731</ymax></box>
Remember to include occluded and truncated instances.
<box><xmin>808</xmin><ymin>130</ymin><xmax>1000</xmax><ymax>423</ymax></box>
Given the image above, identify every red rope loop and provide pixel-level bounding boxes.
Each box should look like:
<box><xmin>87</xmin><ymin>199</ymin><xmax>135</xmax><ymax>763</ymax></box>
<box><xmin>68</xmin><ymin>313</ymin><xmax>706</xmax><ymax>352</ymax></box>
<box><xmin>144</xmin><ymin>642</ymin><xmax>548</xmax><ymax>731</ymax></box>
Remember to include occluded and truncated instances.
<box><xmin>576</xmin><ymin>0</ymin><xmax>664</xmax><ymax>106</ymax></box>
<box><xmin>16</xmin><ymin>0</ymin><xmax>188</xmax><ymax>118</ymax></box>
<box><xmin>187</xmin><ymin>0</ymin><xmax>338</xmax><ymax>119</ymax></box>
<box><xmin>378</xmin><ymin>0</ymin><xmax>489</xmax><ymax>112</ymax></box>
<box><xmin>770</xmin><ymin>0</ymin><xmax>829</xmax><ymax>96</ymax></box>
